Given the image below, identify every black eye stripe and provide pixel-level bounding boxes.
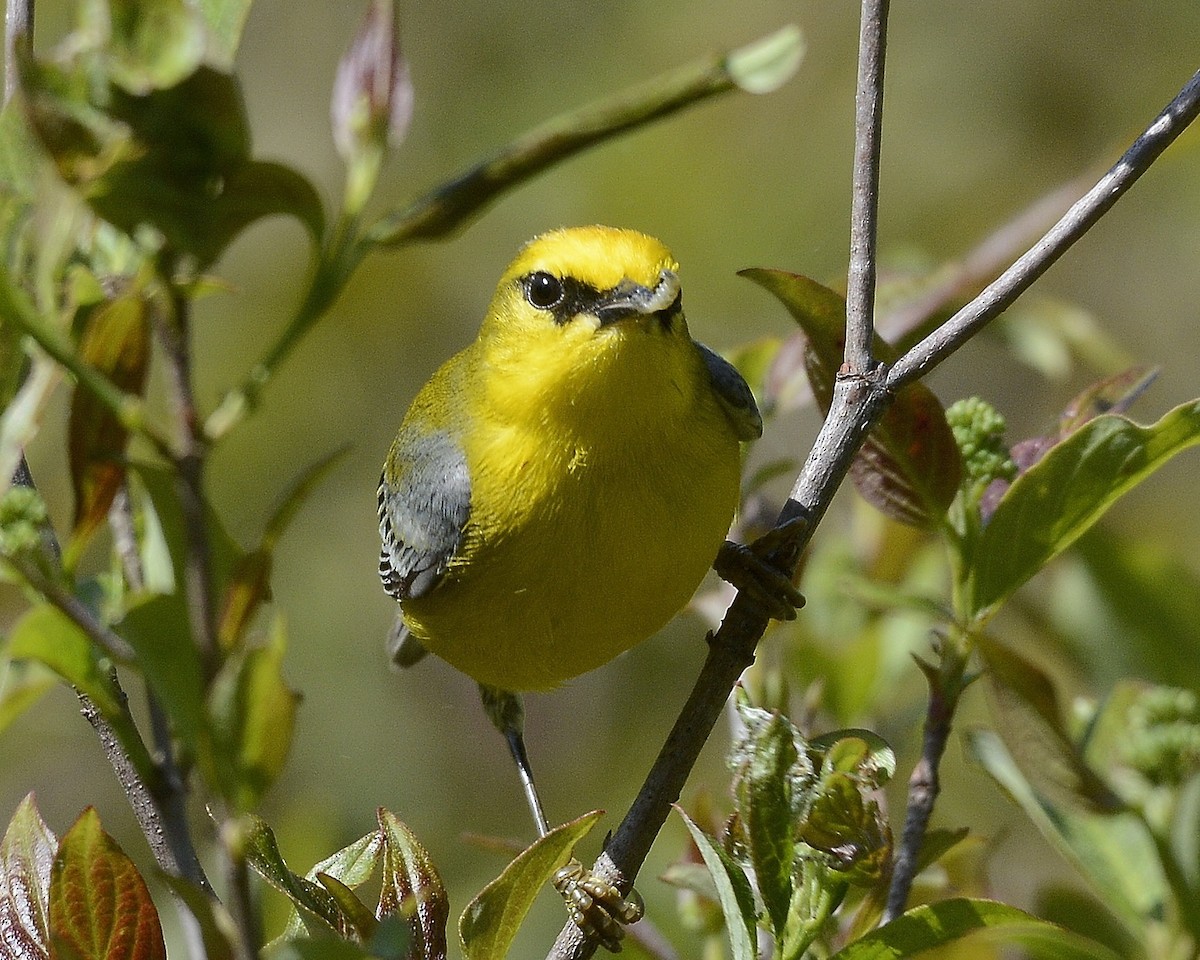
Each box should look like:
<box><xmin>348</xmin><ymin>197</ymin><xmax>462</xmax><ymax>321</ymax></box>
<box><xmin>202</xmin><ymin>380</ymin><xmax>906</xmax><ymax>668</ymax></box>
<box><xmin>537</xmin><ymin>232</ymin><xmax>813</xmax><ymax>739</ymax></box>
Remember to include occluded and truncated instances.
<box><xmin>521</xmin><ymin>273</ymin><xmax>606</xmax><ymax>325</ymax></box>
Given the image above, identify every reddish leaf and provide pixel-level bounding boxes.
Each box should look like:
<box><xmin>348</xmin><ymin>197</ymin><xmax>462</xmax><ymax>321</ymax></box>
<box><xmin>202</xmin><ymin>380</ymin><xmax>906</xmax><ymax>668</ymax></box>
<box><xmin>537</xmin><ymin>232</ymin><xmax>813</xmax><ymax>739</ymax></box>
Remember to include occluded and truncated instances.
<box><xmin>48</xmin><ymin>808</ymin><xmax>165</xmax><ymax>960</ymax></box>
<box><xmin>742</xmin><ymin>268</ymin><xmax>961</xmax><ymax>527</ymax></box>
<box><xmin>1</xmin><ymin>794</ymin><xmax>58</xmax><ymax>960</ymax></box>
<box><xmin>377</xmin><ymin>809</ymin><xmax>448</xmax><ymax>960</ymax></box>
<box><xmin>66</xmin><ymin>293</ymin><xmax>151</xmax><ymax>562</ymax></box>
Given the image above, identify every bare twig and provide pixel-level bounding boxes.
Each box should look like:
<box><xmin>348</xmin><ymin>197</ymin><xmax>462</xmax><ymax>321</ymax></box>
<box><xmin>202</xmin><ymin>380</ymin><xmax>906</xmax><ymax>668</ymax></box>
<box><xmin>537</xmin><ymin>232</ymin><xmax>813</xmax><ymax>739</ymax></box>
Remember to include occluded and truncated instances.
<box><xmin>4</xmin><ymin>0</ymin><xmax>32</xmax><ymax>104</ymax></box>
<box><xmin>887</xmin><ymin>67</ymin><xmax>1200</xmax><ymax>390</ymax></box>
<box><xmin>882</xmin><ymin>642</ymin><xmax>968</xmax><ymax>921</ymax></box>
<box><xmin>844</xmin><ymin>0</ymin><xmax>890</xmax><ymax>373</ymax></box>
<box><xmin>546</xmin><ymin>58</ymin><xmax>1200</xmax><ymax>960</ymax></box>
<box><xmin>154</xmin><ymin>283</ymin><xmax>219</xmax><ymax>677</ymax></box>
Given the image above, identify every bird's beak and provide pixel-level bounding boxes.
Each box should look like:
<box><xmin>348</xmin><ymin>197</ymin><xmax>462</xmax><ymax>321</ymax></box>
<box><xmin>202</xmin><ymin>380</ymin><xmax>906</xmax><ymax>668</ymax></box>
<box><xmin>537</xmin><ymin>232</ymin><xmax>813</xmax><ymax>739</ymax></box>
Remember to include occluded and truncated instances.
<box><xmin>595</xmin><ymin>269</ymin><xmax>682</xmax><ymax>326</ymax></box>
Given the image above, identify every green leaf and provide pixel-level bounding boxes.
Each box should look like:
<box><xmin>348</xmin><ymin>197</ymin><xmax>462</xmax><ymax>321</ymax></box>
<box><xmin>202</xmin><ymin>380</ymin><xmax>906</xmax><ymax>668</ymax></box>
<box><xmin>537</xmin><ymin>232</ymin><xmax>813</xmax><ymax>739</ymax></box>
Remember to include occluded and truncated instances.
<box><xmin>1</xmin><ymin>793</ymin><xmax>58</xmax><ymax>960</ymax></box>
<box><xmin>157</xmin><ymin>875</ymin><xmax>235</xmax><ymax>960</ymax></box>
<box><xmin>243</xmin><ymin>814</ymin><xmax>343</xmax><ymax>935</ymax></box>
<box><xmin>117</xmin><ymin>593</ymin><xmax>205</xmax><ymax>758</ymax></box>
<box><xmin>970</xmin><ymin>400</ymin><xmax>1200</xmax><ymax>617</ymax></box>
<box><xmin>377</xmin><ymin>809</ymin><xmax>446</xmax><ymax>960</ymax></box>
<box><xmin>809</xmin><ymin>729</ymin><xmax>896</xmax><ymax>787</ymax></box>
<box><xmin>102</xmin><ymin>0</ymin><xmax>208</xmax><ymax>93</ymax></box>
<box><xmin>725</xmin><ymin>25</ymin><xmax>806</xmax><ymax>95</ymax></box>
<box><xmin>459</xmin><ymin>810</ymin><xmax>602</xmax><ymax>960</ymax></box>
<box><xmin>675</xmin><ymin>807</ymin><xmax>758</xmax><ymax>960</ymax></box>
<box><xmin>315</xmin><ymin>874</ymin><xmax>378</xmax><ymax>943</ymax></box>
<box><xmin>0</xmin><ymin>661</ymin><xmax>56</xmax><ymax>735</ymax></box>
<box><xmin>740</xmin><ymin>268</ymin><xmax>961</xmax><ymax>527</ymax></box>
<box><xmin>734</xmin><ymin>710</ymin><xmax>795</xmax><ymax>940</ymax></box>
<box><xmin>969</xmin><ymin>729</ymin><xmax>1165</xmax><ymax>937</ymax></box>
<box><xmin>65</xmin><ymin>291</ymin><xmax>152</xmax><ymax>565</ymax></box>
<box><xmin>129</xmin><ymin>461</ymin><xmax>243</xmax><ymax>602</ymax></box>
<box><xmin>267</xmin><ymin>938</ymin><xmax>375</xmax><ymax>960</ymax></box>
<box><xmin>279</xmin><ymin>829</ymin><xmax>385</xmax><ymax>939</ymax></box>
<box><xmin>193</xmin><ymin>0</ymin><xmax>254</xmax><ymax>68</ymax></box>
<box><xmin>205</xmin><ymin>614</ymin><xmax>299</xmax><ymax>811</ymax></box>
<box><xmin>6</xmin><ymin>604</ymin><xmax>125</xmax><ymax>719</ymax></box>
<box><xmin>49</xmin><ymin>807</ymin><xmax>165</xmax><ymax>960</ymax></box>
<box><xmin>976</xmin><ymin>634</ymin><xmax>1121</xmax><ymax>812</ymax></box>
<box><xmin>827</xmin><ymin>898</ymin><xmax>1121</xmax><ymax>960</ymax></box>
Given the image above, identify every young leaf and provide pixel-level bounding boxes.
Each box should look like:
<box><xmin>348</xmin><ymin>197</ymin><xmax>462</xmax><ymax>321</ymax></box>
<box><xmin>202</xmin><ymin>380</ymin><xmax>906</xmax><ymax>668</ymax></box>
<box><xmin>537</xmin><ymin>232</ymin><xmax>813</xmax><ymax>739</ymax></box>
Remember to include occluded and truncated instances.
<box><xmin>278</xmin><ymin>830</ymin><xmax>385</xmax><ymax>941</ymax></box>
<box><xmin>316</xmin><ymin>874</ymin><xmax>379</xmax><ymax>943</ymax></box>
<box><xmin>243</xmin><ymin>815</ymin><xmax>343</xmax><ymax>935</ymax></box>
<box><xmin>66</xmin><ymin>291</ymin><xmax>152</xmax><ymax>564</ymax></box>
<box><xmin>674</xmin><ymin>807</ymin><xmax>758</xmax><ymax>960</ymax></box>
<box><xmin>459</xmin><ymin>810</ymin><xmax>602</xmax><ymax>960</ymax></box>
<box><xmin>103</xmin><ymin>0</ymin><xmax>207</xmax><ymax>94</ymax></box>
<box><xmin>1</xmin><ymin>793</ymin><xmax>58</xmax><ymax>960</ymax></box>
<box><xmin>194</xmin><ymin>0</ymin><xmax>254</xmax><ymax>68</ymax></box>
<box><xmin>118</xmin><ymin>594</ymin><xmax>205</xmax><ymax>759</ymax></box>
<box><xmin>969</xmin><ymin>729</ymin><xmax>1165</xmax><ymax>937</ymax></box>
<box><xmin>49</xmin><ymin>808</ymin><xmax>166</xmax><ymax>960</ymax></box>
<box><xmin>970</xmin><ymin>400</ymin><xmax>1200</xmax><ymax>617</ymax></box>
<box><xmin>0</xmin><ymin>662</ymin><xmax>56</xmax><ymax>735</ymax></box>
<box><xmin>205</xmin><ymin>615</ymin><xmax>299</xmax><ymax>812</ymax></box>
<box><xmin>827</xmin><ymin>898</ymin><xmax>1121</xmax><ymax>960</ymax></box>
<box><xmin>377</xmin><ymin>809</ymin><xmax>447</xmax><ymax>960</ymax></box>
<box><xmin>740</xmin><ymin>268</ymin><xmax>961</xmax><ymax>527</ymax></box>
<box><xmin>732</xmin><ymin>710</ymin><xmax>796</xmax><ymax>941</ymax></box>
<box><xmin>6</xmin><ymin>603</ymin><xmax>126</xmax><ymax>718</ymax></box>
<box><xmin>725</xmin><ymin>24</ymin><xmax>806</xmax><ymax>95</ymax></box>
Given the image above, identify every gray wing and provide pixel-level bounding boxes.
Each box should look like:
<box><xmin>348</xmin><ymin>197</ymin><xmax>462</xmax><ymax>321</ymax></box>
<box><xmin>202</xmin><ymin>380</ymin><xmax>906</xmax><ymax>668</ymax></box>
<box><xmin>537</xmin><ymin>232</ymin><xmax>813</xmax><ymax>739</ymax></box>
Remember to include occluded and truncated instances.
<box><xmin>377</xmin><ymin>428</ymin><xmax>471</xmax><ymax>601</ymax></box>
<box><xmin>697</xmin><ymin>342</ymin><xmax>763</xmax><ymax>441</ymax></box>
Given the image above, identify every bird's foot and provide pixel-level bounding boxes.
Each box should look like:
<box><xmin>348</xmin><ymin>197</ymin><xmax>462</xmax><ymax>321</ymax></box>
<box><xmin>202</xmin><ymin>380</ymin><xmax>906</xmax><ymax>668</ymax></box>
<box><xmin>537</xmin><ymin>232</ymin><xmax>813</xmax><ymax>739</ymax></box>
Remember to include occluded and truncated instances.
<box><xmin>714</xmin><ymin>517</ymin><xmax>807</xmax><ymax>621</ymax></box>
<box><xmin>553</xmin><ymin>858</ymin><xmax>644</xmax><ymax>953</ymax></box>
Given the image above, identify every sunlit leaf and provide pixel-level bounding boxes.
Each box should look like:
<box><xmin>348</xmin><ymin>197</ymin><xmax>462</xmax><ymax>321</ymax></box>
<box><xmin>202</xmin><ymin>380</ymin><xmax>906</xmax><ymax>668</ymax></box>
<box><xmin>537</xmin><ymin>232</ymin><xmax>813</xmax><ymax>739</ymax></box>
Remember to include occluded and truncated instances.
<box><xmin>725</xmin><ymin>25</ymin><xmax>806</xmax><ymax>95</ymax></box>
<box><xmin>732</xmin><ymin>709</ymin><xmax>794</xmax><ymax>940</ymax></box>
<box><xmin>0</xmin><ymin>793</ymin><xmax>58</xmax><ymax>960</ymax></box>
<box><xmin>976</xmin><ymin>634</ymin><xmax>1120</xmax><ymax>812</ymax></box>
<box><xmin>279</xmin><ymin>829</ymin><xmax>384</xmax><ymax>941</ymax></box>
<box><xmin>674</xmin><ymin>807</ymin><xmax>757</xmax><ymax>960</ymax></box>
<box><xmin>103</xmin><ymin>0</ymin><xmax>208</xmax><ymax>93</ymax></box>
<box><xmin>970</xmin><ymin>401</ymin><xmax>1200</xmax><ymax>617</ymax></box>
<box><xmin>118</xmin><ymin>593</ymin><xmax>205</xmax><ymax>759</ymax></box>
<box><xmin>243</xmin><ymin>814</ymin><xmax>342</xmax><ymax>936</ymax></box>
<box><xmin>827</xmin><ymin>897</ymin><xmax>1121</xmax><ymax>960</ymax></box>
<box><xmin>6</xmin><ymin>604</ymin><xmax>125</xmax><ymax>719</ymax></box>
<box><xmin>315</xmin><ymin>873</ymin><xmax>378</xmax><ymax>943</ymax></box>
<box><xmin>66</xmin><ymin>291</ymin><xmax>152</xmax><ymax>564</ymax></box>
<box><xmin>809</xmin><ymin>729</ymin><xmax>896</xmax><ymax>786</ymax></box>
<box><xmin>193</xmin><ymin>0</ymin><xmax>253</xmax><ymax>68</ymax></box>
<box><xmin>459</xmin><ymin>810</ymin><xmax>602</xmax><ymax>960</ymax></box>
<box><xmin>157</xmin><ymin>875</ymin><xmax>235</xmax><ymax>960</ymax></box>
<box><xmin>205</xmin><ymin>615</ymin><xmax>299</xmax><ymax>812</ymax></box>
<box><xmin>377</xmin><ymin>809</ymin><xmax>447</xmax><ymax>960</ymax></box>
<box><xmin>969</xmin><ymin>729</ymin><xmax>1164</xmax><ymax>937</ymax></box>
<box><xmin>0</xmin><ymin>661</ymin><xmax>56</xmax><ymax>735</ymax></box>
<box><xmin>49</xmin><ymin>808</ymin><xmax>165</xmax><ymax>960</ymax></box>
<box><xmin>741</xmin><ymin>268</ymin><xmax>961</xmax><ymax>527</ymax></box>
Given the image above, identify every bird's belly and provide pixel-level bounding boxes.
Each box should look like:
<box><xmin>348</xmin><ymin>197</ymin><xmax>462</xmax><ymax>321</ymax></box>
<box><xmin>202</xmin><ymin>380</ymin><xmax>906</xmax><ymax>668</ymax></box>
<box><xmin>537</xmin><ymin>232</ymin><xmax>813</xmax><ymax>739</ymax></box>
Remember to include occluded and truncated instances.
<box><xmin>403</xmin><ymin>427</ymin><xmax>740</xmax><ymax>691</ymax></box>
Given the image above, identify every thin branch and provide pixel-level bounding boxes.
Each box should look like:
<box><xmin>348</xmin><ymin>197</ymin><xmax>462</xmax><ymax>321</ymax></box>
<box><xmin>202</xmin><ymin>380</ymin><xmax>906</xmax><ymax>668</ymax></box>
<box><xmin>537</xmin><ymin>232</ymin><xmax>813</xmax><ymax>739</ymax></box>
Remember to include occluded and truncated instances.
<box><xmin>546</xmin><ymin>60</ymin><xmax>1200</xmax><ymax>960</ymax></box>
<box><xmin>12</xmin><ymin>556</ymin><xmax>137</xmax><ymax>662</ymax></box>
<box><xmin>4</xmin><ymin>0</ymin><xmax>32</xmax><ymax>104</ymax></box>
<box><xmin>882</xmin><ymin>643</ymin><xmax>967</xmax><ymax>921</ymax></box>
<box><xmin>887</xmin><ymin>66</ymin><xmax>1200</xmax><ymax>391</ymax></box>
<box><xmin>844</xmin><ymin>0</ymin><xmax>890</xmax><ymax>373</ymax></box>
<box><xmin>154</xmin><ymin>282</ymin><xmax>220</xmax><ymax>677</ymax></box>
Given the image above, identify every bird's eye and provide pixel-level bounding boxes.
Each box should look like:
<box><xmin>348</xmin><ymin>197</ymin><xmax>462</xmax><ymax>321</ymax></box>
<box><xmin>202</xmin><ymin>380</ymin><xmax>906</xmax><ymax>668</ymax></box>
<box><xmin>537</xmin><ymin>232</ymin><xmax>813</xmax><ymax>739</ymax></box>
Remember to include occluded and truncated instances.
<box><xmin>526</xmin><ymin>272</ymin><xmax>564</xmax><ymax>310</ymax></box>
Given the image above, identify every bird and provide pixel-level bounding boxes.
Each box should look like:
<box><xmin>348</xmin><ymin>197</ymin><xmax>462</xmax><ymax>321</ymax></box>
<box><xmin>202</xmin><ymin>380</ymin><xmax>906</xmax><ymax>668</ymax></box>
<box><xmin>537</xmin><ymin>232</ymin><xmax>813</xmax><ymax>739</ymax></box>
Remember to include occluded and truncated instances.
<box><xmin>377</xmin><ymin>225</ymin><xmax>800</xmax><ymax>949</ymax></box>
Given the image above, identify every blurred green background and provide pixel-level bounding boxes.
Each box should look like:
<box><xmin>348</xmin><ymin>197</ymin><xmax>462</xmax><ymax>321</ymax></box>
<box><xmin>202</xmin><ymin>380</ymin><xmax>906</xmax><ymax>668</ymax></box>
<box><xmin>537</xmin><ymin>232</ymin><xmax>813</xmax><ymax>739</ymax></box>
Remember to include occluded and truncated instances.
<box><xmin>4</xmin><ymin>0</ymin><xmax>1200</xmax><ymax>953</ymax></box>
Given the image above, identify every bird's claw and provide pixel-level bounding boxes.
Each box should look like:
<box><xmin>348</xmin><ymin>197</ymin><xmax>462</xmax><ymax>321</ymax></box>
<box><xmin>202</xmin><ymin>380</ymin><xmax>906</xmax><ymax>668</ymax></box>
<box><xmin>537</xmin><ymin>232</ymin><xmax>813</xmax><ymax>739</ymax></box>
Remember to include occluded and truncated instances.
<box><xmin>553</xmin><ymin>858</ymin><xmax>644</xmax><ymax>953</ymax></box>
<box><xmin>714</xmin><ymin>517</ymin><xmax>807</xmax><ymax>621</ymax></box>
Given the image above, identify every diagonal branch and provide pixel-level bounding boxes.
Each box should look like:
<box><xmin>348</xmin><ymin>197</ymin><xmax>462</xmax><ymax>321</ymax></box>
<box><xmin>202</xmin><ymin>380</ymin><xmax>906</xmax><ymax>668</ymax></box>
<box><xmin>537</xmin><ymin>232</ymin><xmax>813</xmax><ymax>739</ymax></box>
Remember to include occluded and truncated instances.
<box><xmin>545</xmin><ymin>58</ymin><xmax>1200</xmax><ymax>960</ymax></box>
<box><xmin>887</xmin><ymin>67</ymin><xmax>1200</xmax><ymax>391</ymax></box>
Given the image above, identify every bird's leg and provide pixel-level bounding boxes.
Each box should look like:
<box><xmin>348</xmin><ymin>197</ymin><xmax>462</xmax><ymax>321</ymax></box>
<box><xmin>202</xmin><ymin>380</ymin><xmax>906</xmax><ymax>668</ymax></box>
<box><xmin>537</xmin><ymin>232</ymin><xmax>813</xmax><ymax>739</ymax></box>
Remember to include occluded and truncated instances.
<box><xmin>713</xmin><ymin>515</ymin><xmax>808</xmax><ymax>621</ymax></box>
<box><xmin>478</xmin><ymin>685</ymin><xmax>644</xmax><ymax>952</ymax></box>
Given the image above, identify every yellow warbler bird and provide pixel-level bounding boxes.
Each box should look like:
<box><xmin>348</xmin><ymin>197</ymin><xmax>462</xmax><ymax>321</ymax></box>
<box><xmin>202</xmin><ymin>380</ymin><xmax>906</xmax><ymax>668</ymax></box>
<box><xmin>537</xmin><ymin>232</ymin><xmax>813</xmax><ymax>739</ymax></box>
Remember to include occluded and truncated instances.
<box><xmin>377</xmin><ymin>225</ymin><xmax>798</xmax><ymax>947</ymax></box>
